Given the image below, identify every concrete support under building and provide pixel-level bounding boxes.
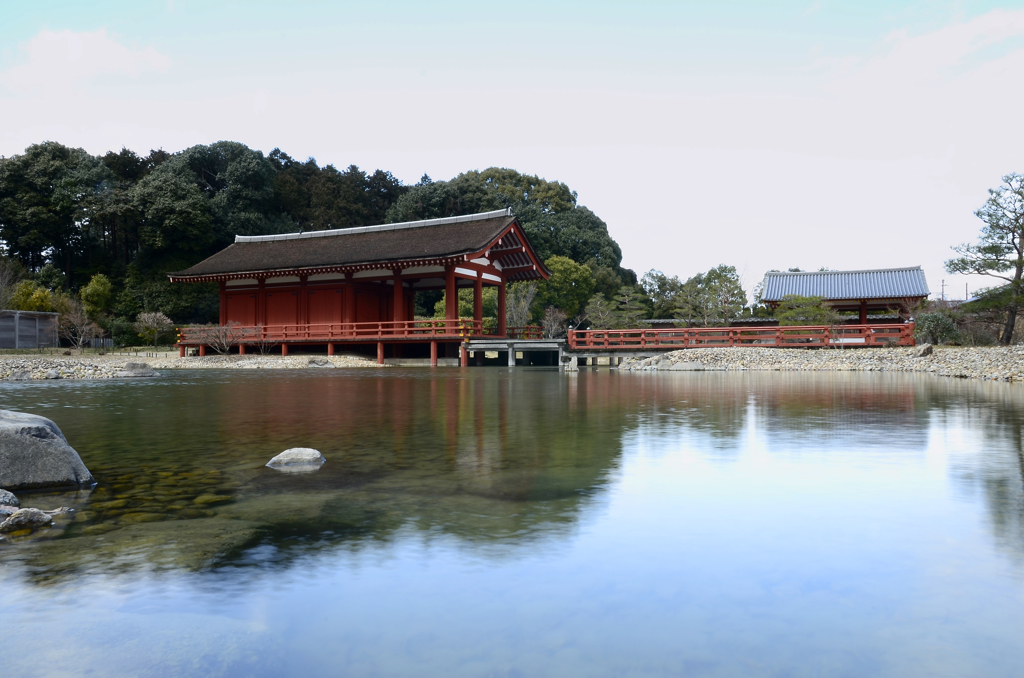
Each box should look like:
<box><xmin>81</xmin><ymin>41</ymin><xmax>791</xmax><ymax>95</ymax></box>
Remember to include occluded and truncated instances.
<box><xmin>508</xmin><ymin>346</ymin><xmax>516</xmax><ymax>367</ymax></box>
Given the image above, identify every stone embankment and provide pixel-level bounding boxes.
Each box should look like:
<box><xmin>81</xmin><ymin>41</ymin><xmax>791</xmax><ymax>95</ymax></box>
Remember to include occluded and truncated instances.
<box><xmin>0</xmin><ymin>353</ymin><xmax>380</xmax><ymax>380</ymax></box>
<box><xmin>617</xmin><ymin>346</ymin><xmax>1024</xmax><ymax>383</ymax></box>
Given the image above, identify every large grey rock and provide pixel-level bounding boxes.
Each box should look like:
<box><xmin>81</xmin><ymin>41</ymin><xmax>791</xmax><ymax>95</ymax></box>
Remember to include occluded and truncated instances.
<box><xmin>0</xmin><ymin>410</ymin><xmax>95</xmax><ymax>491</ymax></box>
<box><xmin>266</xmin><ymin>447</ymin><xmax>325</xmax><ymax>472</ymax></box>
<box><xmin>915</xmin><ymin>343</ymin><xmax>934</xmax><ymax>358</ymax></box>
<box><xmin>117</xmin><ymin>362</ymin><xmax>156</xmax><ymax>377</ymax></box>
<box><xmin>0</xmin><ymin>508</ymin><xmax>52</xmax><ymax>533</ymax></box>
<box><xmin>307</xmin><ymin>358</ymin><xmax>334</xmax><ymax>369</ymax></box>
<box><xmin>8</xmin><ymin>370</ymin><xmax>32</xmax><ymax>381</ymax></box>
<box><xmin>0</xmin><ymin>489</ymin><xmax>19</xmax><ymax>507</ymax></box>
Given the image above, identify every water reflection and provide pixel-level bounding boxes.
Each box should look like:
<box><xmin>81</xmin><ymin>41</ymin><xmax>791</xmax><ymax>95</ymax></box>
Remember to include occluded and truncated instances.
<box><xmin>2</xmin><ymin>369</ymin><xmax>1024</xmax><ymax>677</ymax></box>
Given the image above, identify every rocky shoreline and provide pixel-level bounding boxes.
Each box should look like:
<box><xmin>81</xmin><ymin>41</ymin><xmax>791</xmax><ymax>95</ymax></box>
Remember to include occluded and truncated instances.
<box><xmin>616</xmin><ymin>345</ymin><xmax>1024</xmax><ymax>383</ymax></box>
<box><xmin>0</xmin><ymin>353</ymin><xmax>381</xmax><ymax>379</ymax></box>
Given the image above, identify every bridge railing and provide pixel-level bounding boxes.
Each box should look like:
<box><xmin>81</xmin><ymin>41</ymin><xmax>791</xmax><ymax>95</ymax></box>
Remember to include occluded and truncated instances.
<box><xmin>179</xmin><ymin>319</ymin><xmax>485</xmax><ymax>345</ymax></box>
<box><xmin>568</xmin><ymin>324</ymin><xmax>915</xmax><ymax>350</ymax></box>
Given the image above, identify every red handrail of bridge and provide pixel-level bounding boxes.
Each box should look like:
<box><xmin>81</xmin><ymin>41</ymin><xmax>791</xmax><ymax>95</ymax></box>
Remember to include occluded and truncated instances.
<box><xmin>179</xmin><ymin>319</ymin><xmax>485</xmax><ymax>345</ymax></box>
<box><xmin>568</xmin><ymin>323</ymin><xmax>915</xmax><ymax>349</ymax></box>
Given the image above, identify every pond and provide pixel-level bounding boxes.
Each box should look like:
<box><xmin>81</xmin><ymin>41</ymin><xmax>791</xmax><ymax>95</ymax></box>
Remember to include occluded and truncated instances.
<box><xmin>1</xmin><ymin>368</ymin><xmax>1023</xmax><ymax>677</ymax></box>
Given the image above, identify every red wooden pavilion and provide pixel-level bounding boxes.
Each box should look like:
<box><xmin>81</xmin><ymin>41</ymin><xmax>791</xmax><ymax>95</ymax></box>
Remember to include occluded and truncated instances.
<box><xmin>169</xmin><ymin>208</ymin><xmax>549</xmax><ymax>363</ymax></box>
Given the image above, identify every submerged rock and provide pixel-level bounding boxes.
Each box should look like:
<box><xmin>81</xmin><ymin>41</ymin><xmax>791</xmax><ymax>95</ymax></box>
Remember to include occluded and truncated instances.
<box><xmin>266</xmin><ymin>447</ymin><xmax>325</xmax><ymax>472</ymax></box>
<box><xmin>0</xmin><ymin>489</ymin><xmax>19</xmax><ymax>507</ymax></box>
<box><xmin>117</xmin><ymin>362</ymin><xmax>157</xmax><ymax>378</ymax></box>
<box><xmin>0</xmin><ymin>508</ymin><xmax>52</xmax><ymax>533</ymax></box>
<box><xmin>8</xmin><ymin>370</ymin><xmax>32</xmax><ymax>381</ymax></box>
<box><xmin>0</xmin><ymin>410</ymin><xmax>95</xmax><ymax>491</ymax></box>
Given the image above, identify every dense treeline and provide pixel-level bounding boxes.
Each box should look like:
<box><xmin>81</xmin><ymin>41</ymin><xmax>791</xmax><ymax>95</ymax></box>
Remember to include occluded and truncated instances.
<box><xmin>0</xmin><ymin>140</ymin><xmax>647</xmax><ymax>343</ymax></box>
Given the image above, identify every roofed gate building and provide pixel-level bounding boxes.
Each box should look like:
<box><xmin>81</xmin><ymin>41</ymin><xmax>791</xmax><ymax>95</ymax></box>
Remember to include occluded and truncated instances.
<box><xmin>759</xmin><ymin>267</ymin><xmax>930</xmax><ymax>322</ymax></box>
<box><xmin>170</xmin><ymin>209</ymin><xmax>549</xmax><ymax>363</ymax></box>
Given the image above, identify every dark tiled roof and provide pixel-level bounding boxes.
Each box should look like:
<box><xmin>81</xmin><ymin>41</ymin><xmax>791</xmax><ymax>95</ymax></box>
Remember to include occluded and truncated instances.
<box><xmin>760</xmin><ymin>267</ymin><xmax>930</xmax><ymax>302</ymax></box>
<box><xmin>170</xmin><ymin>209</ymin><xmax>547</xmax><ymax>281</ymax></box>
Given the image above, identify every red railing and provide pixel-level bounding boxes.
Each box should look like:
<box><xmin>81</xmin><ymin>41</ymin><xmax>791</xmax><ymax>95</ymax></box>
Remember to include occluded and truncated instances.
<box><xmin>179</xmin><ymin>319</ymin><xmax>484</xmax><ymax>345</ymax></box>
<box><xmin>568</xmin><ymin>324</ymin><xmax>915</xmax><ymax>350</ymax></box>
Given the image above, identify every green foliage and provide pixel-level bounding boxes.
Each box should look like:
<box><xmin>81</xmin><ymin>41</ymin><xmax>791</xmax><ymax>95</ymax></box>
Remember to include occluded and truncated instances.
<box><xmin>946</xmin><ymin>173</ymin><xmax>1024</xmax><ymax>344</ymax></box>
<box><xmin>775</xmin><ymin>295</ymin><xmax>840</xmax><ymax>326</ymax></box>
<box><xmin>36</xmin><ymin>263</ymin><xmax>66</xmax><ymax>291</ymax></box>
<box><xmin>535</xmin><ymin>256</ymin><xmax>595</xmax><ymax>319</ymax></box>
<box><xmin>670</xmin><ymin>265</ymin><xmax>747</xmax><ymax>326</ymax></box>
<box><xmin>433</xmin><ymin>287</ymin><xmax>498</xmax><ymax>319</ymax></box>
<box><xmin>80</xmin><ymin>273</ymin><xmax>113</xmax><ymax>320</ymax></box>
<box><xmin>582</xmin><ymin>293</ymin><xmax>616</xmax><ymax>329</ymax></box>
<box><xmin>109</xmin><ymin>317</ymin><xmax>137</xmax><ymax>347</ymax></box>
<box><xmin>641</xmin><ymin>270</ymin><xmax>684</xmax><ymax>319</ymax></box>
<box><xmin>7</xmin><ymin>280</ymin><xmax>56</xmax><ymax>311</ymax></box>
<box><xmin>913</xmin><ymin>312</ymin><xmax>958</xmax><ymax>345</ymax></box>
<box><xmin>612</xmin><ymin>285</ymin><xmax>652</xmax><ymax>328</ymax></box>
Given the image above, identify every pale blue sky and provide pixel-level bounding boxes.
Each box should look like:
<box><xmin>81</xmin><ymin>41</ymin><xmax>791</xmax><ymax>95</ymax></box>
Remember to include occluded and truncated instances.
<box><xmin>2</xmin><ymin>1</ymin><xmax>1023</xmax><ymax>297</ymax></box>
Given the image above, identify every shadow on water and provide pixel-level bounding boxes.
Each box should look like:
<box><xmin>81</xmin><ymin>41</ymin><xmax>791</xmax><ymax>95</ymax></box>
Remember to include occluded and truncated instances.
<box><xmin>2</xmin><ymin>369</ymin><xmax>1024</xmax><ymax>584</ymax></box>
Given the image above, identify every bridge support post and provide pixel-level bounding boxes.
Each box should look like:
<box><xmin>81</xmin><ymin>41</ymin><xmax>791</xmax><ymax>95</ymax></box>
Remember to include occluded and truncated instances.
<box><xmin>377</xmin><ymin>341</ymin><xmax>384</xmax><ymax>365</ymax></box>
<box><xmin>460</xmin><ymin>344</ymin><xmax>468</xmax><ymax>367</ymax></box>
<box><xmin>430</xmin><ymin>341</ymin><xmax>438</xmax><ymax>367</ymax></box>
<box><xmin>508</xmin><ymin>344</ymin><xmax>516</xmax><ymax>367</ymax></box>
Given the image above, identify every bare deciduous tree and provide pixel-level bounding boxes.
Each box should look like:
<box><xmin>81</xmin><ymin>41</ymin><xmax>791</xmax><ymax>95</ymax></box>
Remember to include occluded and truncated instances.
<box><xmin>188</xmin><ymin>322</ymin><xmax>243</xmax><ymax>354</ymax></box>
<box><xmin>541</xmin><ymin>306</ymin><xmax>568</xmax><ymax>338</ymax></box>
<box><xmin>58</xmin><ymin>299</ymin><xmax>100</xmax><ymax>352</ymax></box>
<box><xmin>506</xmin><ymin>281</ymin><xmax>538</xmax><ymax>329</ymax></box>
<box><xmin>134</xmin><ymin>312</ymin><xmax>174</xmax><ymax>348</ymax></box>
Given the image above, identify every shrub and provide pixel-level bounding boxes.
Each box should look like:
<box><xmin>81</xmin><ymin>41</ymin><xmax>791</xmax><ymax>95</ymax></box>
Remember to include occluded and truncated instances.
<box><xmin>914</xmin><ymin>312</ymin><xmax>958</xmax><ymax>345</ymax></box>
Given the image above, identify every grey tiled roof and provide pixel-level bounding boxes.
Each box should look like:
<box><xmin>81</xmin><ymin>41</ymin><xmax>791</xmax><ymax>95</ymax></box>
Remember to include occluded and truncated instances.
<box><xmin>760</xmin><ymin>267</ymin><xmax>930</xmax><ymax>302</ymax></box>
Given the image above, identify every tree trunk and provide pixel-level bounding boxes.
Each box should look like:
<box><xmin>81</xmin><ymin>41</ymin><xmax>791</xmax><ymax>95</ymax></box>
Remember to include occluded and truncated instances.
<box><xmin>1002</xmin><ymin>305</ymin><xmax>1017</xmax><ymax>345</ymax></box>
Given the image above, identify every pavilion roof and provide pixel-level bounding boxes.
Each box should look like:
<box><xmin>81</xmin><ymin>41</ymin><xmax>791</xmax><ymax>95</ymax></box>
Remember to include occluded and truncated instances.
<box><xmin>759</xmin><ymin>266</ymin><xmax>930</xmax><ymax>302</ymax></box>
<box><xmin>169</xmin><ymin>208</ymin><xmax>549</xmax><ymax>282</ymax></box>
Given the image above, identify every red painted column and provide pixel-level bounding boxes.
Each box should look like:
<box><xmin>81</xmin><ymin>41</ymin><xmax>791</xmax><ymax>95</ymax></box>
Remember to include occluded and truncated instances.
<box><xmin>859</xmin><ymin>300</ymin><xmax>867</xmax><ymax>324</ymax></box>
<box><xmin>219</xmin><ymin>281</ymin><xmax>227</xmax><ymax>325</ymax></box>
<box><xmin>445</xmin><ymin>265</ymin><xmax>457</xmax><ymax>321</ymax></box>
<box><xmin>430</xmin><ymin>340</ymin><xmax>438</xmax><ymax>367</ymax></box>
<box><xmin>377</xmin><ymin>341</ymin><xmax>384</xmax><ymax>364</ymax></box>
<box><xmin>281</xmin><ymin>343</ymin><xmax>289</xmax><ymax>356</ymax></box>
<box><xmin>327</xmin><ymin>343</ymin><xmax>335</xmax><ymax>356</ymax></box>
<box><xmin>179</xmin><ymin>346</ymin><xmax>186</xmax><ymax>358</ymax></box>
<box><xmin>343</xmin><ymin>273</ymin><xmax>355</xmax><ymax>336</ymax></box>
<box><xmin>473</xmin><ymin>276</ymin><xmax>483</xmax><ymax>327</ymax></box>
<box><xmin>238</xmin><ymin>344</ymin><xmax>246</xmax><ymax>355</ymax></box>
<box><xmin>460</xmin><ymin>343</ymin><xmax>468</xmax><ymax>367</ymax></box>
<box><xmin>497</xmin><ymin>279</ymin><xmax>506</xmax><ymax>337</ymax></box>
<box><xmin>257</xmin><ymin>278</ymin><xmax>266</xmax><ymax>326</ymax></box>
<box><xmin>199</xmin><ymin>345</ymin><xmax>207</xmax><ymax>357</ymax></box>
<box><xmin>299</xmin><ymin>275</ymin><xmax>309</xmax><ymax>326</ymax></box>
<box><xmin>392</xmin><ymin>269</ymin><xmax>403</xmax><ymax>326</ymax></box>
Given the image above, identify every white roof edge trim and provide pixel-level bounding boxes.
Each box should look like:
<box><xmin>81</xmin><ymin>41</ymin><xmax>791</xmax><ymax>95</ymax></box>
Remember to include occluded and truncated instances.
<box><xmin>762</xmin><ymin>265</ymin><xmax>924</xmax><ymax>276</ymax></box>
<box><xmin>234</xmin><ymin>208</ymin><xmax>513</xmax><ymax>244</ymax></box>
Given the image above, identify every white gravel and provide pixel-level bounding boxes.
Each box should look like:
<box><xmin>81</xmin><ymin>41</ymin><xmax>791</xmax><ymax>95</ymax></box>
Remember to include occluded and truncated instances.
<box><xmin>617</xmin><ymin>346</ymin><xmax>1024</xmax><ymax>383</ymax></box>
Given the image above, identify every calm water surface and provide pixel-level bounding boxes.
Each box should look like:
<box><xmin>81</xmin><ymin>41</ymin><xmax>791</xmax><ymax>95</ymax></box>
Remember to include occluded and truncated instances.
<box><xmin>1</xmin><ymin>368</ymin><xmax>1023</xmax><ymax>677</ymax></box>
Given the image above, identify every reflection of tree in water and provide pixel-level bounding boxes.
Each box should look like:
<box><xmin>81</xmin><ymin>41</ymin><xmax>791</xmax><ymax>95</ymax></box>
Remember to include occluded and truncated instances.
<box><xmin>3</xmin><ymin>370</ymin><xmax>631</xmax><ymax>583</ymax></box>
<box><xmin>943</xmin><ymin>381</ymin><xmax>1024</xmax><ymax>564</ymax></box>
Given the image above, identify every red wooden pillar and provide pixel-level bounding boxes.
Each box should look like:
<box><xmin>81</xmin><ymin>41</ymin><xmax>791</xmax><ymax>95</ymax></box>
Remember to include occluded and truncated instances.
<box><xmin>859</xmin><ymin>300</ymin><xmax>867</xmax><ymax>324</ymax></box>
<box><xmin>281</xmin><ymin>343</ymin><xmax>289</xmax><ymax>356</ymax></box>
<box><xmin>327</xmin><ymin>343</ymin><xmax>335</xmax><ymax>356</ymax></box>
<box><xmin>199</xmin><ymin>345</ymin><xmax>207</xmax><ymax>357</ymax></box>
<box><xmin>179</xmin><ymin>345</ymin><xmax>185</xmax><ymax>357</ymax></box>
<box><xmin>473</xmin><ymin>276</ymin><xmax>483</xmax><ymax>329</ymax></box>
<box><xmin>445</xmin><ymin>265</ymin><xmax>458</xmax><ymax>321</ymax></box>
<box><xmin>343</xmin><ymin>273</ymin><xmax>355</xmax><ymax>330</ymax></box>
<box><xmin>392</xmin><ymin>269</ymin><xmax>404</xmax><ymax>324</ymax></box>
<box><xmin>299</xmin><ymin>275</ymin><xmax>309</xmax><ymax>326</ymax></box>
<box><xmin>497</xmin><ymin>280</ymin><xmax>506</xmax><ymax>337</ymax></box>
<box><xmin>460</xmin><ymin>343</ymin><xmax>468</xmax><ymax>367</ymax></box>
<box><xmin>377</xmin><ymin>341</ymin><xmax>385</xmax><ymax>365</ymax></box>
<box><xmin>238</xmin><ymin>344</ymin><xmax>246</xmax><ymax>355</ymax></box>
<box><xmin>257</xmin><ymin>278</ymin><xmax>266</xmax><ymax>326</ymax></box>
<box><xmin>219</xmin><ymin>281</ymin><xmax>227</xmax><ymax>326</ymax></box>
<box><xmin>430</xmin><ymin>340</ymin><xmax>438</xmax><ymax>367</ymax></box>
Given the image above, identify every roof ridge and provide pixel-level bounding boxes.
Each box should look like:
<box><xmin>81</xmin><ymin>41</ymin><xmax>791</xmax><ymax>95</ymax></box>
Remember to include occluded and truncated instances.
<box><xmin>235</xmin><ymin>208</ymin><xmax>513</xmax><ymax>244</ymax></box>
<box><xmin>764</xmin><ymin>266</ymin><xmax>923</xmax><ymax>276</ymax></box>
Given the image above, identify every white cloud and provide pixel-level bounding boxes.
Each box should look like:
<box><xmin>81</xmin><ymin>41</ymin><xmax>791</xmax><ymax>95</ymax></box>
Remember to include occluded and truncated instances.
<box><xmin>0</xmin><ymin>29</ymin><xmax>171</xmax><ymax>92</ymax></box>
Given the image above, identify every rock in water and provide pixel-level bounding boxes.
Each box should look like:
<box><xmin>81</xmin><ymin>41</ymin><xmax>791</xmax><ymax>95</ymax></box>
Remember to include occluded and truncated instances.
<box><xmin>915</xmin><ymin>343</ymin><xmax>934</xmax><ymax>358</ymax></box>
<box><xmin>266</xmin><ymin>448</ymin><xmax>326</xmax><ymax>472</ymax></box>
<box><xmin>0</xmin><ymin>508</ymin><xmax>52</xmax><ymax>533</ymax></box>
<box><xmin>117</xmin><ymin>362</ymin><xmax>156</xmax><ymax>377</ymax></box>
<box><xmin>662</xmin><ymin>361</ymin><xmax>706</xmax><ymax>371</ymax></box>
<box><xmin>0</xmin><ymin>410</ymin><xmax>95</xmax><ymax>491</ymax></box>
<box><xmin>0</xmin><ymin>489</ymin><xmax>19</xmax><ymax>507</ymax></box>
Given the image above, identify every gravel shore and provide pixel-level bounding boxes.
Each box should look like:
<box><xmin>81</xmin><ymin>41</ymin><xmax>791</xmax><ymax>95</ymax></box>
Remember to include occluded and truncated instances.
<box><xmin>0</xmin><ymin>353</ymin><xmax>380</xmax><ymax>379</ymax></box>
<box><xmin>618</xmin><ymin>346</ymin><xmax>1024</xmax><ymax>383</ymax></box>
